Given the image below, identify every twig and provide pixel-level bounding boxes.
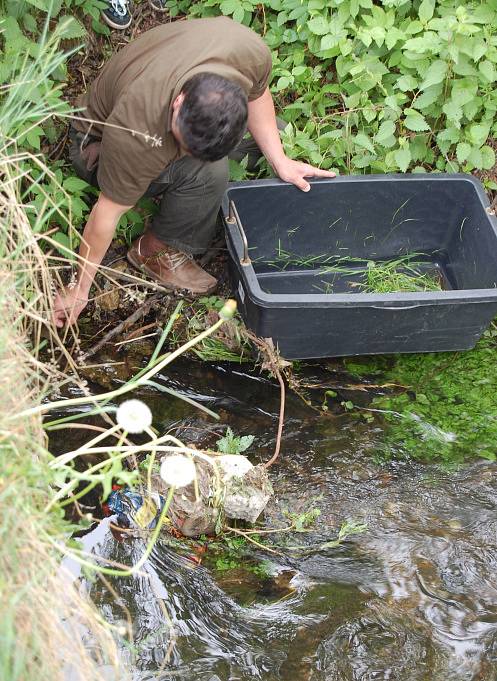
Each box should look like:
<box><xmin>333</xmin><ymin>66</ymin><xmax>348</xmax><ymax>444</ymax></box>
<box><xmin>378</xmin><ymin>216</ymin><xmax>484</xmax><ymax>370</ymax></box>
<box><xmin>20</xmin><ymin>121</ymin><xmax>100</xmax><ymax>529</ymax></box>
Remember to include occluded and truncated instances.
<box><xmin>245</xmin><ymin>331</ymin><xmax>286</xmax><ymax>468</ymax></box>
<box><xmin>83</xmin><ymin>293</ymin><xmax>162</xmax><ymax>359</ymax></box>
<box><xmin>120</xmin><ymin>321</ymin><xmax>157</xmax><ymax>342</ymax></box>
<box><xmin>225</xmin><ymin>526</ymin><xmax>283</xmax><ymax>555</ymax></box>
<box><xmin>114</xmin><ymin>332</ymin><xmax>158</xmax><ymax>348</ymax></box>
<box><xmin>98</xmin><ymin>265</ymin><xmax>172</xmax><ymax>293</ymax></box>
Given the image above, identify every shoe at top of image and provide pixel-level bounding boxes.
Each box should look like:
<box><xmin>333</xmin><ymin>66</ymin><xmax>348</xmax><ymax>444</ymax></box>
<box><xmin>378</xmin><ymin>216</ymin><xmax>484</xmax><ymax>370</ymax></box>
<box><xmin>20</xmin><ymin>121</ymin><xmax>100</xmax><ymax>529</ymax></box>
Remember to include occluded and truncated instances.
<box><xmin>101</xmin><ymin>0</ymin><xmax>132</xmax><ymax>30</ymax></box>
<box><xmin>149</xmin><ymin>0</ymin><xmax>168</xmax><ymax>12</ymax></box>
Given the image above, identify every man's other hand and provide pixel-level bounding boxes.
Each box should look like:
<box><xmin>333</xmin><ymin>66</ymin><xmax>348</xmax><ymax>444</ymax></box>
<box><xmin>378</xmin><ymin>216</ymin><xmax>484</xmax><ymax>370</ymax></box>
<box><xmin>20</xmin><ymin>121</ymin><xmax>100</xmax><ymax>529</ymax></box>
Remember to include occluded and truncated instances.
<box><xmin>274</xmin><ymin>157</ymin><xmax>336</xmax><ymax>192</ymax></box>
<box><xmin>53</xmin><ymin>287</ymin><xmax>89</xmax><ymax>328</ymax></box>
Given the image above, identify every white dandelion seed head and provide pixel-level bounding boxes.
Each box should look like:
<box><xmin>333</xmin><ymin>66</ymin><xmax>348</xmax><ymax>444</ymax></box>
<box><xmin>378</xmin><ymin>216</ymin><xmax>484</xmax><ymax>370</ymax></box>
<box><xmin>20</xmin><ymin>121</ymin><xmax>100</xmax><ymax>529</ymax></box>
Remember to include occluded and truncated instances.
<box><xmin>218</xmin><ymin>454</ymin><xmax>253</xmax><ymax>481</ymax></box>
<box><xmin>116</xmin><ymin>399</ymin><xmax>152</xmax><ymax>433</ymax></box>
<box><xmin>160</xmin><ymin>455</ymin><xmax>196</xmax><ymax>488</ymax></box>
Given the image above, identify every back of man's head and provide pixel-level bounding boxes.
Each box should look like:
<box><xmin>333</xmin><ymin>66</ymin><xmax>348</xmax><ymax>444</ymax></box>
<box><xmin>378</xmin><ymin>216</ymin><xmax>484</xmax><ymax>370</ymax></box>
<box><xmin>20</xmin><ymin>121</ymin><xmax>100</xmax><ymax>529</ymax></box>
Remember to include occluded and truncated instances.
<box><xmin>177</xmin><ymin>73</ymin><xmax>248</xmax><ymax>162</ymax></box>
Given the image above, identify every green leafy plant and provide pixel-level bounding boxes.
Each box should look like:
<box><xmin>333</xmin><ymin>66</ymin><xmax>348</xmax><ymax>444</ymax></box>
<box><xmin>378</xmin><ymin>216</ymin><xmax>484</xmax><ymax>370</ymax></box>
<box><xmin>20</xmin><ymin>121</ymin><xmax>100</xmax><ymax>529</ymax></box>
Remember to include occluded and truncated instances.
<box><xmin>217</xmin><ymin>426</ymin><xmax>255</xmax><ymax>454</ymax></box>
<box><xmin>283</xmin><ymin>506</ymin><xmax>321</xmax><ymax>531</ymax></box>
<box><xmin>115</xmin><ymin>197</ymin><xmax>159</xmax><ymax>247</ymax></box>
<box><xmin>166</xmin><ymin>0</ymin><xmax>497</xmax><ymax>180</ymax></box>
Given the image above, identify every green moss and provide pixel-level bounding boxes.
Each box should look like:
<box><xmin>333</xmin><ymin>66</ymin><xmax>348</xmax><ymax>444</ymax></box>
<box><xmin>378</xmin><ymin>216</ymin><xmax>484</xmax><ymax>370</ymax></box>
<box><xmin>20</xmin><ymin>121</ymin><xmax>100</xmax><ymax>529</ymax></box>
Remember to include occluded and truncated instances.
<box><xmin>377</xmin><ymin>336</ymin><xmax>497</xmax><ymax>462</ymax></box>
<box><xmin>345</xmin><ymin>327</ymin><xmax>497</xmax><ymax>464</ymax></box>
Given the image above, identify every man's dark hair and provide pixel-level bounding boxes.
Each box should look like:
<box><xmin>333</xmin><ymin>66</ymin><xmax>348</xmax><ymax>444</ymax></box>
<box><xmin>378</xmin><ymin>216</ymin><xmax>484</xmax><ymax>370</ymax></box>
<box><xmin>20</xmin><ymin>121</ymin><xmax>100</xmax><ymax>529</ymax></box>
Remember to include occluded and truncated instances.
<box><xmin>177</xmin><ymin>73</ymin><xmax>248</xmax><ymax>162</ymax></box>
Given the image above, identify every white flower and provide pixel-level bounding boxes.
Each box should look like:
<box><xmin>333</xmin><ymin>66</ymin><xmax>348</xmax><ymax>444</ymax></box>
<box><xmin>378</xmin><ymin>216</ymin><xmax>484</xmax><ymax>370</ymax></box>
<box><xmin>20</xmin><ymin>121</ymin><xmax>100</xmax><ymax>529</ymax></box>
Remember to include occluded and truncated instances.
<box><xmin>217</xmin><ymin>454</ymin><xmax>253</xmax><ymax>481</ymax></box>
<box><xmin>116</xmin><ymin>399</ymin><xmax>152</xmax><ymax>433</ymax></box>
<box><xmin>160</xmin><ymin>455</ymin><xmax>196</xmax><ymax>488</ymax></box>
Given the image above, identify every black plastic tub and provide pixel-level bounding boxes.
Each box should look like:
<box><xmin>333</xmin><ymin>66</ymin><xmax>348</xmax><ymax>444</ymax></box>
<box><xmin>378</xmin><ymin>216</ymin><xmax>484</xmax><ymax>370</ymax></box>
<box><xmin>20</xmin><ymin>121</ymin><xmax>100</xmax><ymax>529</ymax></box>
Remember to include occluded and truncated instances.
<box><xmin>222</xmin><ymin>174</ymin><xmax>497</xmax><ymax>359</ymax></box>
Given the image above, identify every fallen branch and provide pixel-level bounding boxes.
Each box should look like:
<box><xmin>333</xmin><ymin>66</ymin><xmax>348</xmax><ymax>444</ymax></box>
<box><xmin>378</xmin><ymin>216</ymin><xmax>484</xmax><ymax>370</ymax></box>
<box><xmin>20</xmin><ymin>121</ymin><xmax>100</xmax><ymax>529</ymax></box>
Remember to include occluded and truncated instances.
<box><xmin>82</xmin><ymin>293</ymin><xmax>162</xmax><ymax>359</ymax></box>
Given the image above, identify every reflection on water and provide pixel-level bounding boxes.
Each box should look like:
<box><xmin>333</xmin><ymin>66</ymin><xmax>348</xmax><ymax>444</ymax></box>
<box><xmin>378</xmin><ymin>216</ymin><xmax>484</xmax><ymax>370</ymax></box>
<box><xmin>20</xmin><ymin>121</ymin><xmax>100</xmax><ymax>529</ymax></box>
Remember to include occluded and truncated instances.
<box><xmin>62</xmin><ymin>359</ymin><xmax>497</xmax><ymax>681</ymax></box>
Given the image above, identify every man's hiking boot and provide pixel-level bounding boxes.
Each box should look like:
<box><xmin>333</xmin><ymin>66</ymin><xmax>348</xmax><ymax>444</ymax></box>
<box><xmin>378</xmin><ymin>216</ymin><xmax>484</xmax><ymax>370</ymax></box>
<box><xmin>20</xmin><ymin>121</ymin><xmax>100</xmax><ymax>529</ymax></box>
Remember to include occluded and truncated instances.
<box><xmin>149</xmin><ymin>0</ymin><xmax>168</xmax><ymax>11</ymax></box>
<box><xmin>127</xmin><ymin>232</ymin><xmax>217</xmax><ymax>295</ymax></box>
<box><xmin>102</xmin><ymin>0</ymin><xmax>132</xmax><ymax>29</ymax></box>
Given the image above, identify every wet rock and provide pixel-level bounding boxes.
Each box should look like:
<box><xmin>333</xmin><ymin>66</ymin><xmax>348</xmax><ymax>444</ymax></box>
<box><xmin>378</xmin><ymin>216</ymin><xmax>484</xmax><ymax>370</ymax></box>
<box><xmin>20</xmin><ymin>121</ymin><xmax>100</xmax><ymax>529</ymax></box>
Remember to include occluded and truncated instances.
<box><xmin>96</xmin><ymin>283</ymin><xmax>121</xmax><ymax>311</ymax></box>
<box><xmin>154</xmin><ymin>454</ymin><xmax>273</xmax><ymax>537</ymax></box>
<box><xmin>223</xmin><ymin>464</ymin><xmax>273</xmax><ymax>523</ymax></box>
<box><xmin>124</xmin><ymin>339</ymin><xmax>155</xmax><ymax>367</ymax></box>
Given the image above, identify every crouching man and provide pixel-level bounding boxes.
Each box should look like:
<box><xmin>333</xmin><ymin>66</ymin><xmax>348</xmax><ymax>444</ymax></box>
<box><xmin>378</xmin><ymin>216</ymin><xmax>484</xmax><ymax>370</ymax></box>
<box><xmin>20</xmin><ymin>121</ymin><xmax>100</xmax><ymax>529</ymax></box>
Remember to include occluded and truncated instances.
<box><xmin>54</xmin><ymin>16</ymin><xmax>334</xmax><ymax>327</ymax></box>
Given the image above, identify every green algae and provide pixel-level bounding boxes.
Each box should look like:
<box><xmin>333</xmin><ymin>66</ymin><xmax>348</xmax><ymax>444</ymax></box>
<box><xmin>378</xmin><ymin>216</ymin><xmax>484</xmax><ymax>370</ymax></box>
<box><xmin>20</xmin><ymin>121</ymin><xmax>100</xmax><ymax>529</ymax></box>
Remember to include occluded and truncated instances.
<box><xmin>345</xmin><ymin>326</ymin><xmax>497</xmax><ymax>463</ymax></box>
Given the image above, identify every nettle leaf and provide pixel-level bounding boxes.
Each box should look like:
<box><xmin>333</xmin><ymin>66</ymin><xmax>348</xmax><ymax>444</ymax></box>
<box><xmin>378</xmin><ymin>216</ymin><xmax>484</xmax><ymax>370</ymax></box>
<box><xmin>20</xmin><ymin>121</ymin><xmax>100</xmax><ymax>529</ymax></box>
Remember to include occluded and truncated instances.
<box><xmin>396</xmin><ymin>74</ymin><xmax>418</xmax><ymax>92</ymax></box>
<box><xmin>453</xmin><ymin>56</ymin><xmax>478</xmax><ymax>77</ymax></box>
<box><xmin>220</xmin><ymin>0</ymin><xmax>239</xmax><ymax>15</ymax></box>
<box><xmin>419</xmin><ymin>60</ymin><xmax>448</xmax><ymax>90</ymax></box>
<box><xmin>467</xmin><ymin>146</ymin><xmax>483</xmax><ymax>169</ymax></box>
<box><xmin>51</xmin><ymin>232</ymin><xmax>76</xmax><ymax>260</ymax></box>
<box><xmin>395</xmin><ymin>145</ymin><xmax>412</xmax><ymax>172</ymax></box>
<box><xmin>370</xmin><ymin>25</ymin><xmax>385</xmax><ymax>47</ymax></box>
<box><xmin>473</xmin><ymin>41</ymin><xmax>487</xmax><ymax>63</ymax></box>
<box><xmin>308</xmin><ymin>15</ymin><xmax>330</xmax><ymax>35</ymax></box>
<box><xmin>469</xmin><ymin>123</ymin><xmax>491</xmax><ymax>147</ymax></box>
<box><xmin>404</xmin><ymin>110</ymin><xmax>430</xmax><ymax>132</ymax></box>
<box><xmin>63</xmin><ymin>176</ymin><xmax>90</xmax><ymax>192</ymax></box>
<box><xmin>23</xmin><ymin>13</ymin><xmax>38</xmax><ymax>32</ymax></box>
<box><xmin>442</xmin><ymin>100</ymin><xmax>463</xmax><ymax>128</ymax></box>
<box><xmin>481</xmin><ymin>145</ymin><xmax>496</xmax><ymax>170</ymax></box>
<box><xmin>363</xmin><ymin>106</ymin><xmax>376</xmax><ymax>123</ymax></box>
<box><xmin>410</xmin><ymin>134</ymin><xmax>431</xmax><ymax>161</ymax></box>
<box><xmin>28</xmin><ymin>126</ymin><xmax>43</xmax><ymax>149</ymax></box>
<box><xmin>451</xmin><ymin>80</ymin><xmax>478</xmax><ymax>107</ymax></box>
<box><xmin>437</xmin><ymin>127</ymin><xmax>461</xmax><ymax>145</ymax></box>
<box><xmin>463</xmin><ymin>99</ymin><xmax>479</xmax><ymax>121</ymax></box>
<box><xmin>357</xmin><ymin>28</ymin><xmax>373</xmax><ymax>47</ymax></box>
<box><xmin>419</xmin><ymin>0</ymin><xmax>435</xmax><ymax>24</ymax></box>
<box><xmin>354</xmin><ymin>132</ymin><xmax>374</xmax><ymax>152</ymax></box>
<box><xmin>385</xmin><ymin>27</ymin><xmax>405</xmax><ymax>50</ymax></box>
<box><xmin>404</xmin><ymin>31</ymin><xmax>439</xmax><ymax>54</ymax></box>
<box><xmin>55</xmin><ymin>16</ymin><xmax>87</xmax><ymax>39</ymax></box>
<box><xmin>352</xmin><ymin>152</ymin><xmax>375</xmax><ymax>169</ymax></box>
<box><xmin>479</xmin><ymin>60</ymin><xmax>496</xmax><ymax>83</ymax></box>
<box><xmin>456</xmin><ymin>142</ymin><xmax>471</xmax><ymax>163</ymax></box>
<box><xmin>24</xmin><ymin>0</ymin><xmax>50</xmax><ymax>10</ymax></box>
<box><xmin>375</xmin><ymin>120</ymin><xmax>396</xmax><ymax>147</ymax></box>
<box><xmin>412</xmin><ymin>85</ymin><xmax>442</xmax><ymax>110</ymax></box>
<box><xmin>275</xmin><ymin>75</ymin><xmax>292</xmax><ymax>90</ymax></box>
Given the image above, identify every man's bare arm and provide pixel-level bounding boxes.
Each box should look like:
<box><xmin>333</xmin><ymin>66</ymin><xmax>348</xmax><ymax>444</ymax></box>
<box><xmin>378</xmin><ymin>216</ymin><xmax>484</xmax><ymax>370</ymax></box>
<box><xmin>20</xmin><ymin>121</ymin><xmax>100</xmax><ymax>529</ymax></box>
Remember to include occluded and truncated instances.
<box><xmin>53</xmin><ymin>193</ymin><xmax>132</xmax><ymax>328</ymax></box>
<box><xmin>247</xmin><ymin>88</ymin><xmax>335</xmax><ymax>192</ymax></box>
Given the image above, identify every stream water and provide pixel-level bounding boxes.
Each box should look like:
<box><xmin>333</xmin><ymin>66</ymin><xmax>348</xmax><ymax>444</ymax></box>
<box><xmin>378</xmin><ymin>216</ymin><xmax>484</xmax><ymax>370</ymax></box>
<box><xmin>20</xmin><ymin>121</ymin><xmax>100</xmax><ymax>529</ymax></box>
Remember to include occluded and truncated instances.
<box><xmin>58</xmin><ymin>358</ymin><xmax>497</xmax><ymax>681</ymax></box>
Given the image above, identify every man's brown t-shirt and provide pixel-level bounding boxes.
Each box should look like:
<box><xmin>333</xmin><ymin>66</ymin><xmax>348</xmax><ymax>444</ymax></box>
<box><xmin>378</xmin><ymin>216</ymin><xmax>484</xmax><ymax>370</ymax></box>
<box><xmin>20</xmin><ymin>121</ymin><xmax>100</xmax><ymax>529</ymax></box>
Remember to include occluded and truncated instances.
<box><xmin>74</xmin><ymin>17</ymin><xmax>272</xmax><ymax>205</ymax></box>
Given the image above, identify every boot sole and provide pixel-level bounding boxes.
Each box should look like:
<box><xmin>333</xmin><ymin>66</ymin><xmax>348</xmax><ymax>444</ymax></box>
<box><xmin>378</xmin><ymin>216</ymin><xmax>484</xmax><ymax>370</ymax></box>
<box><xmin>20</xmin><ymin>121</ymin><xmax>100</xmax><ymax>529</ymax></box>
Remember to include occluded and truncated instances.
<box><xmin>126</xmin><ymin>251</ymin><xmax>217</xmax><ymax>295</ymax></box>
<box><xmin>101</xmin><ymin>13</ymin><xmax>132</xmax><ymax>29</ymax></box>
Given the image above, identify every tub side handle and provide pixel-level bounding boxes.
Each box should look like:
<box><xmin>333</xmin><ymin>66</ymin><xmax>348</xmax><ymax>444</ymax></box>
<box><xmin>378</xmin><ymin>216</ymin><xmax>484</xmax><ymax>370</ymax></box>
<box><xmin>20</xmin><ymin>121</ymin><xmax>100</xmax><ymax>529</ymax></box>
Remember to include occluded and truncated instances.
<box><xmin>225</xmin><ymin>201</ymin><xmax>251</xmax><ymax>266</ymax></box>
